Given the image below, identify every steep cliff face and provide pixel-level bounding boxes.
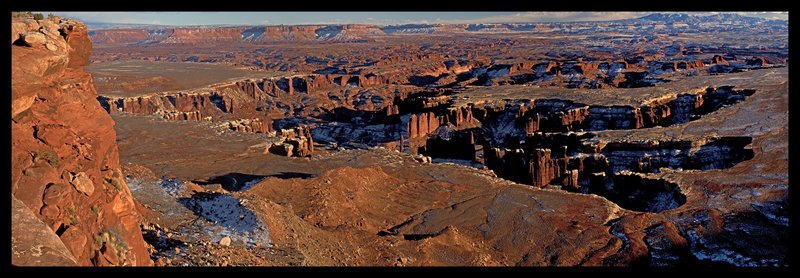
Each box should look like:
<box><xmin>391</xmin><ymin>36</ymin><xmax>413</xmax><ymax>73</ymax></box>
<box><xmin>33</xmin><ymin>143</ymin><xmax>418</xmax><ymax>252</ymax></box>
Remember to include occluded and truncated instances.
<box><xmin>11</xmin><ymin>13</ymin><xmax>152</xmax><ymax>266</ymax></box>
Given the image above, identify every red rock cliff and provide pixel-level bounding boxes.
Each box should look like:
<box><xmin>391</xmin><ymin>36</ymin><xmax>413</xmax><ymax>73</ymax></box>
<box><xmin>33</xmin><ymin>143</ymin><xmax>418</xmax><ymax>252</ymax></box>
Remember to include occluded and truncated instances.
<box><xmin>11</xmin><ymin>13</ymin><xmax>152</xmax><ymax>266</ymax></box>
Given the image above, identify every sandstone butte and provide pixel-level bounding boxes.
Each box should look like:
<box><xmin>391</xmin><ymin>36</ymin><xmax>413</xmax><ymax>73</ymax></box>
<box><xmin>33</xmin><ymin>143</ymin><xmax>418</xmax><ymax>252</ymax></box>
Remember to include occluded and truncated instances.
<box><xmin>11</xmin><ymin>14</ymin><xmax>152</xmax><ymax>266</ymax></box>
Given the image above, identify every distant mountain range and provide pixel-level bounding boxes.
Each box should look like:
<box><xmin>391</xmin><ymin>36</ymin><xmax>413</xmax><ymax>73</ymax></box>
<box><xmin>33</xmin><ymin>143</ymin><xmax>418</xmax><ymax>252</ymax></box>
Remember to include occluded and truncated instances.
<box><xmin>635</xmin><ymin>13</ymin><xmax>785</xmax><ymax>25</ymax></box>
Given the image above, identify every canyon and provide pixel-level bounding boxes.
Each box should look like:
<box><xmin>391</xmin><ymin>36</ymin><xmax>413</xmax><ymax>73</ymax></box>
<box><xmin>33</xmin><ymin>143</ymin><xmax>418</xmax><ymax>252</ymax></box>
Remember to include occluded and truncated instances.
<box><xmin>10</xmin><ymin>12</ymin><xmax>788</xmax><ymax>267</ymax></box>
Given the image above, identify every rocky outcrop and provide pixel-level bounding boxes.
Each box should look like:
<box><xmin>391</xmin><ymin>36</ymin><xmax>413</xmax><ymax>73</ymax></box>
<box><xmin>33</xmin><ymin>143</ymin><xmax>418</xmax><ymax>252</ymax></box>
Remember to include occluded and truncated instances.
<box><xmin>405</xmin><ymin>112</ymin><xmax>442</xmax><ymax>155</ymax></box>
<box><xmin>407</xmin><ymin>112</ymin><xmax>440</xmax><ymax>139</ymax></box>
<box><xmin>530</xmin><ymin>148</ymin><xmax>557</xmax><ymax>188</ymax></box>
<box><xmin>267</xmin><ymin>125</ymin><xmax>314</xmax><ymax>157</ymax></box>
<box><xmin>746</xmin><ymin>57</ymin><xmax>768</xmax><ymax>67</ymax></box>
<box><xmin>11</xmin><ymin>13</ymin><xmax>151</xmax><ymax>266</ymax></box>
<box><xmin>97</xmin><ymin>72</ymin><xmax>397</xmax><ymax>121</ymax></box>
<box><xmin>218</xmin><ymin>118</ymin><xmax>270</xmax><ymax>133</ymax></box>
<box><xmin>712</xmin><ymin>55</ymin><xmax>728</xmax><ymax>65</ymax></box>
<box><xmin>470</xmin><ymin>87</ymin><xmax>753</xmax><ymax>134</ymax></box>
<box><xmin>353</xmin><ymin>73</ymin><xmax>390</xmax><ymax>86</ymax></box>
<box><xmin>657</xmin><ymin>60</ymin><xmax>705</xmax><ymax>71</ymax></box>
<box><xmin>157</xmin><ymin>110</ymin><xmax>203</xmax><ymax>121</ymax></box>
<box><xmin>443</xmin><ymin>106</ymin><xmax>477</xmax><ymax>128</ymax></box>
<box><xmin>100</xmin><ymin>91</ymin><xmax>232</xmax><ymax>116</ymax></box>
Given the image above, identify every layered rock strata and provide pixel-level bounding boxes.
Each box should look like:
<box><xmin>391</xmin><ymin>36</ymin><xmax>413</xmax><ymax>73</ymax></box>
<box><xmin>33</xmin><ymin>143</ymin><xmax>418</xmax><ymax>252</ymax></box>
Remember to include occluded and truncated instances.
<box><xmin>11</xmin><ymin>13</ymin><xmax>151</xmax><ymax>266</ymax></box>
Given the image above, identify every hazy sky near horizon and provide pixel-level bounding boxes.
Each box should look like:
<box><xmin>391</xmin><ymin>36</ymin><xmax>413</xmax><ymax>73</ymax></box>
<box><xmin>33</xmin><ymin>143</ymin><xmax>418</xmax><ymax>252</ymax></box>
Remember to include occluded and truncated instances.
<box><xmin>49</xmin><ymin>12</ymin><xmax>788</xmax><ymax>26</ymax></box>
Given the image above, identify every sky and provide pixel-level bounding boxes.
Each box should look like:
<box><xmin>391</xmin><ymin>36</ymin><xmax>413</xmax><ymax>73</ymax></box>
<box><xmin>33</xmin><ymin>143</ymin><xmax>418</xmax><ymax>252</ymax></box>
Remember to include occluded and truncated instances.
<box><xmin>48</xmin><ymin>12</ymin><xmax>788</xmax><ymax>26</ymax></box>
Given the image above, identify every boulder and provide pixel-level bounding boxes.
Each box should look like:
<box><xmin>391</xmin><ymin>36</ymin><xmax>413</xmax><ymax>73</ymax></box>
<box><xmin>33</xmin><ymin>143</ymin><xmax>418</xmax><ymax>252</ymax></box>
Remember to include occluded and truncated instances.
<box><xmin>12</xmin><ymin>196</ymin><xmax>78</xmax><ymax>266</ymax></box>
<box><xmin>219</xmin><ymin>236</ymin><xmax>232</xmax><ymax>246</ymax></box>
<box><xmin>21</xmin><ymin>31</ymin><xmax>46</xmax><ymax>47</ymax></box>
<box><xmin>70</xmin><ymin>172</ymin><xmax>95</xmax><ymax>196</ymax></box>
<box><xmin>42</xmin><ymin>183</ymin><xmax>71</xmax><ymax>205</ymax></box>
<box><xmin>11</xmin><ymin>21</ymin><xmax>28</xmax><ymax>43</ymax></box>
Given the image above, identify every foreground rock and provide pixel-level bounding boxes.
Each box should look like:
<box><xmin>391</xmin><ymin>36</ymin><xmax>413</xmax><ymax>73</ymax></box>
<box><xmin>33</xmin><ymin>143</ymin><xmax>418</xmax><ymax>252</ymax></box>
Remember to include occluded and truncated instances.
<box><xmin>11</xmin><ymin>196</ymin><xmax>77</xmax><ymax>266</ymax></box>
<box><xmin>11</xmin><ymin>13</ymin><xmax>151</xmax><ymax>266</ymax></box>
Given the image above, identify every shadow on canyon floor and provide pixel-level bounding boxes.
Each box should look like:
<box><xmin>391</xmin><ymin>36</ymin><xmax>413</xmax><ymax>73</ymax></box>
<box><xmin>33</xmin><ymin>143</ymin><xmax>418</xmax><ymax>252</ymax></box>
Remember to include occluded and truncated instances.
<box><xmin>193</xmin><ymin>172</ymin><xmax>315</xmax><ymax>191</ymax></box>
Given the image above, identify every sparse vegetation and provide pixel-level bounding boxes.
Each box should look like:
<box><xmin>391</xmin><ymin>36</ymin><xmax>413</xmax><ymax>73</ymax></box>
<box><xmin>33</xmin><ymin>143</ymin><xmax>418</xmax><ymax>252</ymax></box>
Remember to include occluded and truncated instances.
<box><xmin>106</xmin><ymin>176</ymin><xmax>124</xmax><ymax>191</ymax></box>
<box><xmin>43</xmin><ymin>150</ymin><xmax>61</xmax><ymax>168</ymax></box>
<box><xmin>33</xmin><ymin>13</ymin><xmax>44</xmax><ymax>20</ymax></box>
<box><xmin>66</xmin><ymin>204</ymin><xmax>78</xmax><ymax>225</ymax></box>
<box><xmin>91</xmin><ymin>230</ymin><xmax>104</xmax><ymax>249</ymax></box>
<box><xmin>93</xmin><ymin>227</ymin><xmax>130</xmax><ymax>265</ymax></box>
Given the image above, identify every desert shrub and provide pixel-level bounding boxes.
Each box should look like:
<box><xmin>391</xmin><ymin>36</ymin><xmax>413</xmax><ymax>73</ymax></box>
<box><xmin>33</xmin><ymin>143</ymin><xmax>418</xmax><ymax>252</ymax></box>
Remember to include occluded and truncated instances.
<box><xmin>93</xmin><ymin>227</ymin><xmax>130</xmax><ymax>265</ymax></box>
<box><xmin>43</xmin><ymin>150</ymin><xmax>60</xmax><ymax>168</ymax></box>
